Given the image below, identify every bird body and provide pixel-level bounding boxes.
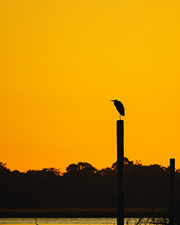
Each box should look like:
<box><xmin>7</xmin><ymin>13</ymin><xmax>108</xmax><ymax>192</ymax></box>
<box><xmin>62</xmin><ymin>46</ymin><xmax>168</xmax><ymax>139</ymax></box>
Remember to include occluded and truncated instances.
<box><xmin>111</xmin><ymin>99</ymin><xmax>125</xmax><ymax>119</ymax></box>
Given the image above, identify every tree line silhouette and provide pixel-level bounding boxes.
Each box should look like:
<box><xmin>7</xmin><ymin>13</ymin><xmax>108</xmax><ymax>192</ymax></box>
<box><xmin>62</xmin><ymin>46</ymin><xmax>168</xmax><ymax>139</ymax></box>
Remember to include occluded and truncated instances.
<box><xmin>0</xmin><ymin>158</ymin><xmax>180</xmax><ymax>209</ymax></box>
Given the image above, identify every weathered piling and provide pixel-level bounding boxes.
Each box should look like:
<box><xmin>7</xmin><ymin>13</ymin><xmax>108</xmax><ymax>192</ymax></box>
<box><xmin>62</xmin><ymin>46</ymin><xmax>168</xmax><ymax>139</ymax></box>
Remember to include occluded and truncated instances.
<box><xmin>169</xmin><ymin>158</ymin><xmax>175</xmax><ymax>225</ymax></box>
<box><xmin>117</xmin><ymin>120</ymin><xmax>124</xmax><ymax>225</ymax></box>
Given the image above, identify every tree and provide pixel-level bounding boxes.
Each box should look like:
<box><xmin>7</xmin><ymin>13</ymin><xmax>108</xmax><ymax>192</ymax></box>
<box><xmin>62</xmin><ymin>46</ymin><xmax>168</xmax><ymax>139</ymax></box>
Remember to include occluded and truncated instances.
<box><xmin>97</xmin><ymin>167</ymin><xmax>113</xmax><ymax>176</ymax></box>
<box><xmin>0</xmin><ymin>162</ymin><xmax>10</xmax><ymax>172</ymax></box>
<box><xmin>66</xmin><ymin>162</ymin><xmax>97</xmax><ymax>175</ymax></box>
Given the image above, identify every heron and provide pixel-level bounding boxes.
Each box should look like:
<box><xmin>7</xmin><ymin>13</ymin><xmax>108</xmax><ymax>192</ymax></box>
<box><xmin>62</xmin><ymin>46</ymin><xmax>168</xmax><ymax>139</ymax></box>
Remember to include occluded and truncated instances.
<box><xmin>111</xmin><ymin>99</ymin><xmax>125</xmax><ymax>120</ymax></box>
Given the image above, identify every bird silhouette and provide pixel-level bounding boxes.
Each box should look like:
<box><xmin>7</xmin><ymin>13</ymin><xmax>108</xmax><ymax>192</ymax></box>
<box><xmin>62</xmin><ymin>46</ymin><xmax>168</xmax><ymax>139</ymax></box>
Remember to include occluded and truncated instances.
<box><xmin>111</xmin><ymin>99</ymin><xmax>125</xmax><ymax>120</ymax></box>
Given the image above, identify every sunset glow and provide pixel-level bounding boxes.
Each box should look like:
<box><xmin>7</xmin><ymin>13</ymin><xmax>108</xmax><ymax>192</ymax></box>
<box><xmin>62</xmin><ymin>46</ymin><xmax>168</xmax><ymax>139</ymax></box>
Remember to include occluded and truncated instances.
<box><xmin>0</xmin><ymin>0</ymin><xmax>180</xmax><ymax>172</ymax></box>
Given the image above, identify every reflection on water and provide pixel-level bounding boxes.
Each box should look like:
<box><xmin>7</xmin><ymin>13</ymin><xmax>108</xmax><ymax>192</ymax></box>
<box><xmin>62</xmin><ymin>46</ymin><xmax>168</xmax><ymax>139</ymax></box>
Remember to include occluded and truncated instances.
<box><xmin>0</xmin><ymin>218</ymin><xmax>168</xmax><ymax>225</ymax></box>
<box><xmin>0</xmin><ymin>218</ymin><xmax>117</xmax><ymax>225</ymax></box>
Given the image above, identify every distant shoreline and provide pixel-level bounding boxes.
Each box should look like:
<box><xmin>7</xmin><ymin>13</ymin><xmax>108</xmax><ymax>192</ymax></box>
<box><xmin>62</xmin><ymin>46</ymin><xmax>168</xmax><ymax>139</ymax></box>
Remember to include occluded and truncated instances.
<box><xmin>0</xmin><ymin>208</ymin><xmax>169</xmax><ymax>218</ymax></box>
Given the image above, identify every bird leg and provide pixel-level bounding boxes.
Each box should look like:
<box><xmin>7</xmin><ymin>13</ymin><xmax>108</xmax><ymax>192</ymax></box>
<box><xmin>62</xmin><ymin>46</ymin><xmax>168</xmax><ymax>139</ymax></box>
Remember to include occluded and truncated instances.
<box><xmin>119</xmin><ymin>115</ymin><xmax>121</xmax><ymax>120</ymax></box>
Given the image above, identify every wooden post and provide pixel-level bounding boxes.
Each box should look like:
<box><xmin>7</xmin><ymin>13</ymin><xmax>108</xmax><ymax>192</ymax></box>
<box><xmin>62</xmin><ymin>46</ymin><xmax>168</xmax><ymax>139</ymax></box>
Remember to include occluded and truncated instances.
<box><xmin>117</xmin><ymin>120</ymin><xmax>124</xmax><ymax>225</ymax></box>
<box><xmin>169</xmin><ymin>158</ymin><xmax>175</xmax><ymax>225</ymax></box>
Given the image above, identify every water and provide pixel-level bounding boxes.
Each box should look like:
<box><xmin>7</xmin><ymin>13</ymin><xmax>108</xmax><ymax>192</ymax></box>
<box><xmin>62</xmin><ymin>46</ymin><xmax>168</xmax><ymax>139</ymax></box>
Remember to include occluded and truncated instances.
<box><xmin>0</xmin><ymin>218</ymin><xmax>117</xmax><ymax>225</ymax></box>
<box><xmin>0</xmin><ymin>218</ymin><xmax>167</xmax><ymax>225</ymax></box>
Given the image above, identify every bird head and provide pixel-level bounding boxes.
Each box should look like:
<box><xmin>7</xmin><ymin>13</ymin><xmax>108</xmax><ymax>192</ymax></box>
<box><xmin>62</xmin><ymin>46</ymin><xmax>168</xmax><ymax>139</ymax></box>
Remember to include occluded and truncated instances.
<box><xmin>111</xmin><ymin>99</ymin><xmax>118</xmax><ymax>105</ymax></box>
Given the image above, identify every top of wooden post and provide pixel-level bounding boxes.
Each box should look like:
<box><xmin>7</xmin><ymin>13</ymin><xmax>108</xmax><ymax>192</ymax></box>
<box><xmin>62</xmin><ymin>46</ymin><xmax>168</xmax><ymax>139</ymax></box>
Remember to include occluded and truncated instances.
<box><xmin>117</xmin><ymin>120</ymin><xmax>124</xmax><ymax>123</ymax></box>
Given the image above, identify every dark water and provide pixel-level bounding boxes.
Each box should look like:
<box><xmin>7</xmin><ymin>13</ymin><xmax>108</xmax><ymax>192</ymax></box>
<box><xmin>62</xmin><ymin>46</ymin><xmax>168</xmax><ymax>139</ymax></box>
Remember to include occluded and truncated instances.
<box><xmin>0</xmin><ymin>218</ymin><xmax>167</xmax><ymax>225</ymax></box>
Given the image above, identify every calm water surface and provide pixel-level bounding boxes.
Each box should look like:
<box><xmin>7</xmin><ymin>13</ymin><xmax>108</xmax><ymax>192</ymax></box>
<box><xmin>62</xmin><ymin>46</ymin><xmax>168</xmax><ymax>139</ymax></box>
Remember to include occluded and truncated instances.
<box><xmin>0</xmin><ymin>218</ymin><xmax>117</xmax><ymax>224</ymax></box>
<box><xmin>0</xmin><ymin>218</ymin><xmax>165</xmax><ymax>225</ymax></box>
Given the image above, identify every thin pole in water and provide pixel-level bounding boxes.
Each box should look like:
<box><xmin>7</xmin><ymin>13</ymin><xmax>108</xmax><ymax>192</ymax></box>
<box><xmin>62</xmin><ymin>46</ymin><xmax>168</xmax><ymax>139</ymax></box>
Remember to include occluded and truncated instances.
<box><xmin>117</xmin><ymin>120</ymin><xmax>124</xmax><ymax>225</ymax></box>
<box><xmin>169</xmin><ymin>158</ymin><xmax>175</xmax><ymax>225</ymax></box>
<box><xmin>35</xmin><ymin>218</ymin><xmax>38</xmax><ymax>225</ymax></box>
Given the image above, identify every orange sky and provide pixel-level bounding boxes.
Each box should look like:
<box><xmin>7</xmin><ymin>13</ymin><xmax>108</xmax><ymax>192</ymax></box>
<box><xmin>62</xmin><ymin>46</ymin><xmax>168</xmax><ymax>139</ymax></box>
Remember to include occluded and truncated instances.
<box><xmin>0</xmin><ymin>0</ymin><xmax>180</xmax><ymax>172</ymax></box>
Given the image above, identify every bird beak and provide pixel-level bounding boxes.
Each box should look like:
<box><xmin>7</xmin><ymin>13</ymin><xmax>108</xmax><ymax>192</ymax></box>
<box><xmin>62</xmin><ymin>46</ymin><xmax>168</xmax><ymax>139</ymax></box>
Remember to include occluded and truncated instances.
<box><xmin>111</xmin><ymin>100</ymin><xmax>115</xmax><ymax>102</ymax></box>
